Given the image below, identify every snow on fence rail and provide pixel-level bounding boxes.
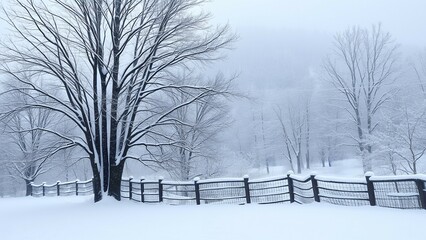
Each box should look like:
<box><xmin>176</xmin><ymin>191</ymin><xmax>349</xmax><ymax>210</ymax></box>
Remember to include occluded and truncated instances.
<box><xmin>30</xmin><ymin>179</ymin><xmax>93</xmax><ymax>197</ymax></box>
<box><xmin>30</xmin><ymin>173</ymin><xmax>426</xmax><ymax>210</ymax></box>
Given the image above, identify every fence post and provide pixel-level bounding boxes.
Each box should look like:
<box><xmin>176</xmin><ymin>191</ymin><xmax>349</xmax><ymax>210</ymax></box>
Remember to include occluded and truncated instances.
<box><xmin>140</xmin><ymin>178</ymin><xmax>145</xmax><ymax>203</ymax></box>
<box><xmin>287</xmin><ymin>171</ymin><xmax>295</xmax><ymax>203</ymax></box>
<box><xmin>194</xmin><ymin>177</ymin><xmax>201</xmax><ymax>205</ymax></box>
<box><xmin>243</xmin><ymin>175</ymin><xmax>251</xmax><ymax>204</ymax></box>
<box><xmin>75</xmin><ymin>180</ymin><xmax>79</xmax><ymax>196</ymax></box>
<box><xmin>415</xmin><ymin>179</ymin><xmax>426</xmax><ymax>210</ymax></box>
<box><xmin>158</xmin><ymin>177</ymin><xmax>163</xmax><ymax>202</ymax></box>
<box><xmin>365</xmin><ymin>172</ymin><xmax>376</xmax><ymax>206</ymax></box>
<box><xmin>42</xmin><ymin>182</ymin><xmax>46</xmax><ymax>197</ymax></box>
<box><xmin>311</xmin><ymin>174</ymin><xmax>320</xmax><ymax>202</ymax></box>
<box><xmin>57</xmin><ymin>181</ymin><xmax>61</xmax><ymax>196</ymax></box>
<box><xmin>129</xmin><ymin>177</ymin><xmax>133</xmax><ymax>200</ymax></box>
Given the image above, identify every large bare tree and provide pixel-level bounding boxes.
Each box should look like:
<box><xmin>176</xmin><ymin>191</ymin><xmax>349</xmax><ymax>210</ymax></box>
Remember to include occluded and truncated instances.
<box><xmin>0</xmin><ymin>0</ymin><xmax>234</xmax><ymax>201</ymax></box>
<box><xmin>324</xmin><ymin>24</ymin><xmax>399</xmax><ymax>172</ymax></box>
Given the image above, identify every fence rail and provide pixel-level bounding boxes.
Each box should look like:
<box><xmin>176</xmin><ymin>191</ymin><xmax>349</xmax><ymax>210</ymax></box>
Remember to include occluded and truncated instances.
<box><xmin>30</xmin><ymin>179</ymin><xmax>93</xmax><ymax>197</ymax></box>
<box><xmin>30</xmin><ymin>172</ymin><xmax>426</xmax><ymax>210</ymax></box>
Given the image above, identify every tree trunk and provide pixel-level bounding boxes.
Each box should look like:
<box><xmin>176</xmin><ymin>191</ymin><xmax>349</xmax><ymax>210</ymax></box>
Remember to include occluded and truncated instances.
<box><xmin>306</xmin><ymin>152</ymin><xmax>310</xmax><ymax>169</ymax></box>
<box><xmin>287</xmin><ymin>154</ymin><xmax>295</xmax><ymax>173</ymax></box>
<box><xmin>355</xmin><ymin>109</ymin><xmax>372</xmax><ymax>173</ymax></box>
<box><xmin>92</xmin><ymin>165</ymin><xmax>103</xmax><ymax>203</ymax></box>
<box><xmin>266</xmin><ymin>159</ymin><xmax>270</xmax><ymax>175</ymax></box>
<box><xmin>108</xmin><ymin>161</ymin><xmax>125</xmax><ymax>200</ymax></box>
<box><xmin>261</xmin><ymin>110</ymin><xmax>269</xmax><ymax>175</ymax></box>
<box><xmin>361</xmin><ymin>151</ymin><xmax>372</xmax><ymax>172</ymax></box>
<box><xmin>413</xmin><ymin>160</ymin><xmax>417</xmax><ymax>174</ymax></box>
<box><xmin>327</xmin><ymin>140</ymin><xmax>333</xmax><ymax>167</ymax></box>
<box><xmin>305</xmin><ymin>106</ymin><xmax>310</xmax><ymax>170</ymax></box>
<box><xmin>320</xmin><ymin>149</ymin><xmax>326</xmax><ymax>167</ymax></box>
<box><xmin>25</xmin><ymin>179</ymin><xmax>32</xmax><ymax>196</ymax></box>
<box><xmin>296</xmin><ymin>154</ymin><xmax>302</xmax><ymax>174</ymax></box>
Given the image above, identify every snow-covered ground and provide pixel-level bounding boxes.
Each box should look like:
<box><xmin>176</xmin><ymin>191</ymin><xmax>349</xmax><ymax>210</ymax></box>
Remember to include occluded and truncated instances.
<box><xmin>1</xmin><ymin>196</ymin><xmax>425</xmax><ymax>240</ymax></box>
<box><xmin>246</xmin><ymin>158</ymin><xmax>365</xmax><ymax>179</ymax></box>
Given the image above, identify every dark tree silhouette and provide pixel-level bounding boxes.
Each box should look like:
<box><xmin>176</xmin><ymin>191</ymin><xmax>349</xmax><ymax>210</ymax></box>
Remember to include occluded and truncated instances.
<box><xmin>1</xmin><ymin>0</ymin><xmax>234</xmax><ymax>202</ymax></box>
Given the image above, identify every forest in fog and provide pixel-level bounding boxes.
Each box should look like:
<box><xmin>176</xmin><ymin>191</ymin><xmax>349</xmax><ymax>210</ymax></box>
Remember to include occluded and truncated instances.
<box><xmin>0</xmin><ymin>0</ymin><xmax>425</xmax><ymax>198</ymax></box>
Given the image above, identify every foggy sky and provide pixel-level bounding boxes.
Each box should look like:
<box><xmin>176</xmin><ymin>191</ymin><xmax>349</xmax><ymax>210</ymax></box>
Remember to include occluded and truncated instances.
<box><xmin>209</xmin><ymin>0</ymin><xmax>426</xmax><ymax>47</ymax></box>
<box><xmin>0</xmin><ymin>0</ymin><xmax>424</xmax><ymax>181</ymax></box>
<box><xmin>203</xmin><ymin>0</ymin><xmax>426</xmax><ymax>154</ymax></box>
<box><xmin>0</xmin><ymin>0</ymin><xmax>425</xmax><ymax>151</ymax></box>
<box><xmin>203</xmin><ymin>0</ymin><xmax>426</xmax><ymax>97</ymax></box>
<box><xmin>0</xmin><ymin>1</ymin><xmax>424</xmax><ymax>105</ymax></box>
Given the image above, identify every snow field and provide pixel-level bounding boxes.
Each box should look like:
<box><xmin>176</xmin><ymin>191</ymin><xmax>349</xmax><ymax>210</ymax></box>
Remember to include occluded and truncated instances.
<box><xmin>1</xmin><ymin>196</ymin><xmax>425</xmax><ymax>240</ymax></box>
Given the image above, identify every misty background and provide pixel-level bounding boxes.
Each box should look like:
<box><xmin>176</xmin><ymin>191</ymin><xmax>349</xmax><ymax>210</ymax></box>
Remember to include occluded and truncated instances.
<box><xmin>207</xmin><ymin>0</ymin><xmax>426</xmax><ymax>174</ymax></box>
<box><xmin>1</xmin><ymin>0</ymin><xmax>426</xmax><ymax>196</ymax></box>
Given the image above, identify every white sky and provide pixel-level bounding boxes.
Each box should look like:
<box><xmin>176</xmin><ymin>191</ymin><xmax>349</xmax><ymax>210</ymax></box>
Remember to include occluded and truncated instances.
<box><xmin>1</xmin><ymin>0</ymin><xmax>425</xmax><ymax>90</ymax></box>
<box><xmin>0</xmin><ymin>0</ymin><xmax>424</xmax><ymax>154</ymax></box>
<box><xmin>203</xmin><ymin>0</ymin><xmax>426</xmax><ymax>149</ymax></box>
<box><xmin>198</xmin><ymin>0</ymin><xmax>426</xmax><ymax>95</ymax></box>
<box><xmin>208</xmin><ymin>0</ymin><xmax>426</xmax><ymax>47</ymax></box>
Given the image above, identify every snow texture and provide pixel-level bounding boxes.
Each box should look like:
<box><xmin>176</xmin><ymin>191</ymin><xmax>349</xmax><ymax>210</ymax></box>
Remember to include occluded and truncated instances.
<box><xmin>0</xmin><ymin>196</ymin><xmax>425</xmax><ymax>240</ymax></box>
<box><xmin>198</xmin><ymin>177</ymin><xmax>243</xmax><ymax>184</ymax></box>
<box><xmin>370</xmin><ymin>174</ymin><xmax>426</xmax><ymax>181</ymax></box>
<box><xmin>162</xmin><ymin>180</ymin><xmax>194</xmax><ymax>185</ymax></box>
<box><xmin>315</xmin><ymin>175</ymin><xmax>366</xmax><ymax>183</ymax></box>
<box><xmin>288</xmin><ymin>174</ymin><xmax>311</xmax><ymax>182</ymax></box>
<box><xmin>248</xmin><ymin>175</ymin><xmax>287</xmax><ymax>183</ymax></box>
<box><xmin>386</xmin><ymin>192</ymin><xmax>419</xmax><ymax>197</ymax></box>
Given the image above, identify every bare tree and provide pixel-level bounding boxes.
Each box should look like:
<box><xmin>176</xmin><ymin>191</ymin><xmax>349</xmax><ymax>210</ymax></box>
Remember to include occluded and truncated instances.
<box><xmin>251</xmin><ymin>110</ymin><xmax>261</xmax><ymax>169</ymax></box>
<box><xmin>1</xmin><ymin>0</ymin><xmax>234</xmax><ymax>201</ymax></box>
<box><xmin>0</xmin><ymin>89</ymin><xmax>60</xmax><ymax>196</ymax></box>
<box><xmin>260</xmin><ymin>108</ymin><xmax>270</xmax><ymax>174</ymax></box>
<box><xmin>324</xmin><ymin>24</ymin><xmax>399</xmax><ymax>172</ymax></box>
<box><xmin>379</xmin><ymin>106</ymin><xmax>426</xmax><ymax>174</ymax></box>
<box><xmin>154</xmin><ymin>73</ymin><xmax>232</xmax><ymax>181</ymax></box>
<box><xmin>276</xmin><ymin>106</ymin><xmax>305</xmax><ymax>174</ymax></box>
<box><xmin>413</xmin><ymin>50</ymin><xmax>426</xmax><ymax>100</ymax></box>
<box><xmin>305</xmin><ymin>99</ymin><xmax>311</xmax><ymax>169</ymax></box>
<box><xmin>320</xmin><ymin>147</ymin><xmax>326</xmax><ymax>167</ymax></box>
<box><xmin>318</xmin><ymin>107</ymin><xmax>345</xmax><ymax>168</ymax></box>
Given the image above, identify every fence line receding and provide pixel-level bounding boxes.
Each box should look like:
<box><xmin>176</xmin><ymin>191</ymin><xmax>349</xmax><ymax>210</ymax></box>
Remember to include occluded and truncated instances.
<box><xmin>30</xmin><ymin>173</ymin><xmax>426</xmax><ymax>210</ymax></box>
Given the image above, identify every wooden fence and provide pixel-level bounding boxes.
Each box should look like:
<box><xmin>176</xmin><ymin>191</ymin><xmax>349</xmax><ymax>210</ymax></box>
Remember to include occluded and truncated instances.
<box><xmin>31</xmin><ymin>179</ymin><xmax>93</xmax><ymax>197</ymax></box>
<box><xmin>30</xmin><ymin>173</ymin><xmax>426</xmax><ymax>210</ymax></box>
